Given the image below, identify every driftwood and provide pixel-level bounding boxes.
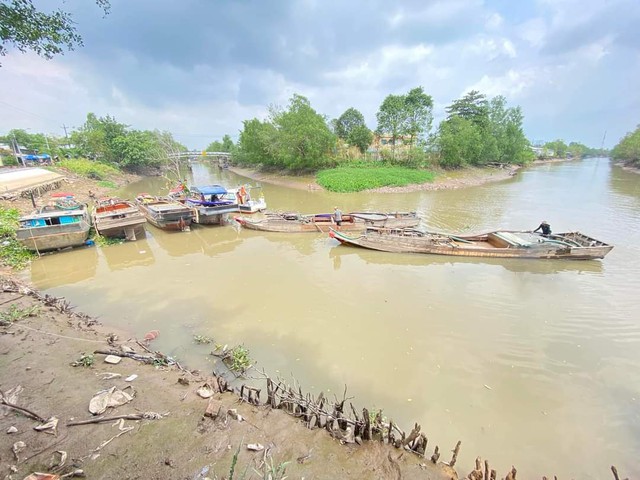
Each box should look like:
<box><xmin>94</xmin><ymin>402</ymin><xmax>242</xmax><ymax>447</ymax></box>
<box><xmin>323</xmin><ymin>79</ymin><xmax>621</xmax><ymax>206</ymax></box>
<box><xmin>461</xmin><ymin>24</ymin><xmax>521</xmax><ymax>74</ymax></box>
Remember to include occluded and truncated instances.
<box><xmin>0</xmin><ymin>396</ymin><xmax>47</xmax><ymax>423</ymax></box>
<box><xmin>66</xmin><ymin>412</ymin><xmax>164</xmax><ymax>426</ymax></box>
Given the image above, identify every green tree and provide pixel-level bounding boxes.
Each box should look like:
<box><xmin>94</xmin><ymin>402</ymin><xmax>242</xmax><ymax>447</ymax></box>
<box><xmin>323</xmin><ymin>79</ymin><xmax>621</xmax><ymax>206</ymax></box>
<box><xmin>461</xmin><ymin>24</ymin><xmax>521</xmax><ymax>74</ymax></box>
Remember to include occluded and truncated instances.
<box><xmin>236</xmin><ymin>118</ymin><xmax>278</xmax><ymax>167</ymax></box>
<box><xmin>404</xmin><ymin>87</ymin><xmax>433</xmax><ymax>146</ymax></box>
<box><xmin>334</xmin><ymin>108</ymin><xmax>373</xmax><ymax>154</ymax></box>
<box><xmin>0</xmin><ymin>0</ymin><xmax>110</xmax><ymax>64</ymax></box>
<box><xmin>348</xmin><ymin>124</ymin><xmax>374</xmax><ymax>154</ymax></box>
<box><xmin>206</xmin><ymin>134</ymin><xmax>234</xmax><ymax>152</ymax></box>
<box><xmin>376</xmin><ymin>94</ymin><xmax>405</xmax><ymax>157</ymax></box>
<box><xmin>269</xmin><ymin>94</ymin><xmax>336</xmax><ymax>171</ymax></box>
<box><xmin>110</xmin><ymin>130</ymin><xmax>160</xmax><ymax>169</ymax></box>
<box><xmin>335</xmin><ymin>108</ymin><xmax>366</xmax><ymax>140</ymax></box>
<box><xmin>611</xmin><ymin>125</ymin><xmax>640</xmax><ymax>167</ymax></box>
<box><xmin>445</xmin><ymin>90</ymin><xmax>489</xmax><ymax>126</ymax></box>
<box><xmin>544</xmin><ymin>139</ymin><xmax>568</xmax><ymax>158</ymax></box>
<box><xmin>376</xmin><ymin>87</ymin><xmax>434</xmax><ymax>158</ymax></box>
<box><xmin>437</xmin><ymin>116</ymin><xmax>483</xmax><ymax>168</ymax></box>
<box><xmin>437</xmin><ymin>92</ymin><xmax>531</xmax><ymax>167</ymax></box>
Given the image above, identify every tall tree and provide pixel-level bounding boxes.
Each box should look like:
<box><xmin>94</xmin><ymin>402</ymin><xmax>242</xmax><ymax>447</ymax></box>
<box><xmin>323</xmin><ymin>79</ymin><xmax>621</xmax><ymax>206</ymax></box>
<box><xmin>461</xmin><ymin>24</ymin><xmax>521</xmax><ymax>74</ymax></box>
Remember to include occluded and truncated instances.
<box><xmin>404</xmin><ymin>87</ymin><xmax>433</xmax><ymax>146</ymax></box>
<box><xmin>445</xmin><ymin>90</ymin><xmax>489</xmax><ymax>126</ymax></box>
<box><xmin>335</xmin><ymin>107</ymin><xmax>373</xmax><ymax>153</ymax></box>
<box><xmin>0</xmin><ymin>0</ymin><xmax>110</xmax><ymax>64</ymax></box>
<box><xmin>376</xmin><ymin>94</ymin><xmax>405</xmax><ymax>157</ymax></box>
<box><xmin>335</xmin><ymin>108</ymin><xmax>366</xmax><ymax>140</ymax></box>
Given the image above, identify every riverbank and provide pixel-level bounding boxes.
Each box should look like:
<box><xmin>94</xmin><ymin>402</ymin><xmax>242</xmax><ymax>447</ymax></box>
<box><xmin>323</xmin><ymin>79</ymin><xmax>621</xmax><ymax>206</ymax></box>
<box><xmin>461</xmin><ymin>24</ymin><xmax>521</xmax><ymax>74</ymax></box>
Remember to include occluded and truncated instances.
<box><xmin>0</xmin><ymin>274</ymin><xmax>458</xmax><ymax>480</ymax></box>
<box><xmin>229</xmin><ymin>164</ymin><xmax>520</xmax><ymax>193</ymax></box>
<box><xmin>0</xmin><ymin>165</ymin><xmax>140</xmax><ymax>215</ymax></box>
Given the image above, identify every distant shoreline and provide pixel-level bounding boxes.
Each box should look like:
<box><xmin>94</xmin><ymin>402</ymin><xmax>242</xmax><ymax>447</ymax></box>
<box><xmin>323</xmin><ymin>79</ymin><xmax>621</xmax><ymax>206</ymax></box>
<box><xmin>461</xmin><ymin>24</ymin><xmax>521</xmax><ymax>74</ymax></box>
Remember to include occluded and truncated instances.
<box><xmin>228</xmin><ymin>164</ymin><xmax>521</xmax><ymax>193</ymax></box>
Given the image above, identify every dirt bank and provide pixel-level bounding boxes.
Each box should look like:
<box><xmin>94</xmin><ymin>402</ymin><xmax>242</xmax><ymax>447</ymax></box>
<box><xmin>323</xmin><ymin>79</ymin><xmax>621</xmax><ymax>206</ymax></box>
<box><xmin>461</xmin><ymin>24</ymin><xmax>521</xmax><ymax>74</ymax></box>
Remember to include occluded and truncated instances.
<box><xmin>0</xmin><ymin>275</ymin><xmax>461</xmax><ymax>480</ymax></box>
<box><xmin>229</xmin><ymin>165</ymin><xmax>520</xmax><ymax>193</ymax></box>
<box><xmin>0</xmin><ymin>166</ymin><xmax>141</xmax><ymax>216</ymax></box>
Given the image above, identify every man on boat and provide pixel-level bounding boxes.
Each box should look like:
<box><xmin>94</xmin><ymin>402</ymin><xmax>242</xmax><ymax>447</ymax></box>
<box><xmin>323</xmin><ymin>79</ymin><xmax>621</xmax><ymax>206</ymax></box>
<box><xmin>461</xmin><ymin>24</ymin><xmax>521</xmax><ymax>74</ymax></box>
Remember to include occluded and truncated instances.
<box><xmin>334</xmin><ymin>206</ymin><xmax>343</xmax><ymax>227</ymax></box>
<box><xmin>533</xmin><ymin>220</ymin><xmax>552</xmax><ymax>236</ymax></box>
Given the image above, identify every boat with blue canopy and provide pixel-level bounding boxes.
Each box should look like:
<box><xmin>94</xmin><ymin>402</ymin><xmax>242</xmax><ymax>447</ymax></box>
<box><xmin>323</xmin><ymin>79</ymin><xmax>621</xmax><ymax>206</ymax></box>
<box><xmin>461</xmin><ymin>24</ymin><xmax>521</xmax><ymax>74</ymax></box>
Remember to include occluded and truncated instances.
<box><xmin>184</xmin><ymin>185</ymin><xmax>239</xmax><ymax>225</ymax></box>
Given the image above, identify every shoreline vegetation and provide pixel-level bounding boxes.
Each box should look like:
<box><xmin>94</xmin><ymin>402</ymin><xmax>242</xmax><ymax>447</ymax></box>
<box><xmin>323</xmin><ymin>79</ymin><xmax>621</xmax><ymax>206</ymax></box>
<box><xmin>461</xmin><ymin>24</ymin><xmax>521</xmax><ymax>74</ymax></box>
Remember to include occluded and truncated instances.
<box><xmin>1</xmin><ymin>275</ymin><xmax>628</xmax><ymax>480</ymax></box>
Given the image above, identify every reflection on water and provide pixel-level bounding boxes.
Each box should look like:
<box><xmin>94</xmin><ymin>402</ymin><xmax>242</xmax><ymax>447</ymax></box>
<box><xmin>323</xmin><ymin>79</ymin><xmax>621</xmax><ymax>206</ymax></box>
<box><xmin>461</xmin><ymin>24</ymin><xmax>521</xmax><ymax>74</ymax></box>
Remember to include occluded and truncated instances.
<box><xmin>25</xmin><ymin>158</ymin><xmax>640</xmax><ymax>478</ymax></box>
<box><xmin>101</xmin><ymin>239</ymin><xmax>156</xmax><ymax>271</ymax></box>
<box><xmin>29</xmin><ymin>246</ymin><xmax>98</xmax><ymax>289</ymax></box>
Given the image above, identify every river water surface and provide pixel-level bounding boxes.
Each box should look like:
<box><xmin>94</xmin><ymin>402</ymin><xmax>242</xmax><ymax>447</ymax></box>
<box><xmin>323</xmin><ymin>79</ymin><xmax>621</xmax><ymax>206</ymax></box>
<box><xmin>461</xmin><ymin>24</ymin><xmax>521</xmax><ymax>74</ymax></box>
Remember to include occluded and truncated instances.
<box><xmin>22</xmin><ymin>158</ymin><xmax>640</xmax><ymax>478</ymax></box>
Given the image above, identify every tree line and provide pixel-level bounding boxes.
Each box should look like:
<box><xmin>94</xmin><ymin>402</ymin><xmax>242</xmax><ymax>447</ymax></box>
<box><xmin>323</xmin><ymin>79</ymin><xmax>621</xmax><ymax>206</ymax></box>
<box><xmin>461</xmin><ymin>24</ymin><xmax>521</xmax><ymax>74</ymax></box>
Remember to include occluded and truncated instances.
<box><xmin>1</xmin><ymin>113</ymin><xmax>187</xmax><ymax>171</ymax></box>
<box><xmin>611</xmin><ymin>125</ymin><xmax>640</xmax><ymax>167</ymax></box>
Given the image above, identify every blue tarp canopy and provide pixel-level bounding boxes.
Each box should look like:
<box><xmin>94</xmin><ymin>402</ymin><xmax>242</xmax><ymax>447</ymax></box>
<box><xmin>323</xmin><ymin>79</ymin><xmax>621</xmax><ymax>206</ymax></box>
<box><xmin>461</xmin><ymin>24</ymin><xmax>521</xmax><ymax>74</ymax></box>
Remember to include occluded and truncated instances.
<box><xmin>192</xmin><ymin>185</ymin><xmax>227</xmax><ymax>195</ymax></box>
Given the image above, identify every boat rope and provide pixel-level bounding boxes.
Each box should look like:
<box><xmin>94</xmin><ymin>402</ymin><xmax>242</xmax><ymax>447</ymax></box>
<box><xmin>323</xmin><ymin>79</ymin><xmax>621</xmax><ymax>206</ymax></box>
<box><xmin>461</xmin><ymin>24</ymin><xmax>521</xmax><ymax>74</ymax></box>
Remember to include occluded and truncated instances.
<box><xmin>9</xmin><ymin>323</ymin><xmax>105</xmax><ymax>343</ymax></box>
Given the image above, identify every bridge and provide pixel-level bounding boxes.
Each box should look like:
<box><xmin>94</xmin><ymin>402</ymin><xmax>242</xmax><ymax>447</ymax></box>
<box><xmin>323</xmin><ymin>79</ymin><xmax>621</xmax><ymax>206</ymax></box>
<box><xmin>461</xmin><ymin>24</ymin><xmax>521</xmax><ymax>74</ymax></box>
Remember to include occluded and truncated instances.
<box><xmin>167</xmin><ymin>150</ymin><xmax>232</xmax><ymax>159</ymax></box>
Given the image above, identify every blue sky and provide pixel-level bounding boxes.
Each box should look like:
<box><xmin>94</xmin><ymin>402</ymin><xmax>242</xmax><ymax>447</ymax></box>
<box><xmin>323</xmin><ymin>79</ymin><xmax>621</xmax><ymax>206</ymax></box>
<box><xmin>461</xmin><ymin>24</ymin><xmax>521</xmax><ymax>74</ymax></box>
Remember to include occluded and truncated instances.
<box><xmin>1</xmin><ymin>0</ymin><xmax>639</xmax><ymax>149</ymax></box>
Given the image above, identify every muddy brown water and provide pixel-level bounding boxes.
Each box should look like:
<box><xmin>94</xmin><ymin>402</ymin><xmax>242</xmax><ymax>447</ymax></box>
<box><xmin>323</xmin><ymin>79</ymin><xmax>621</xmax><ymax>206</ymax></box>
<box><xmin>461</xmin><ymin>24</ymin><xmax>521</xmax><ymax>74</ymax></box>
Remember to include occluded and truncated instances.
<box><xmin>20</xmin><ymin>158</ymin><xmax>640</xmax><ymax>479</ymax></box>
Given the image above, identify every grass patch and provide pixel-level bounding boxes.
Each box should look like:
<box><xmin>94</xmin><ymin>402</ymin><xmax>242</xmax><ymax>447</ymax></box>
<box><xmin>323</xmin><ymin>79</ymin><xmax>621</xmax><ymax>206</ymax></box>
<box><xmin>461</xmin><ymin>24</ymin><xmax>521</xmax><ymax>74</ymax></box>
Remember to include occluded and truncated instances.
<box><xmin>316</xmin><ymin>163</ymin><xmax>434</xmax><ymax>192</ymax></box>
<box><xmin>0</xmin><ymin>207</ymin><xmax>35</xmax><ymax>269</ymax></box>
<box><xmin>97</xmin><ymin>180</ymin><xmax>118</xmax><ymax>189</ymax></box>
<box><xmin>0</xmin><ymin>304</ymin><xmax>40</xmax><ymax>326</ymax></box>
<box><xmin>58</xmin><ymin>158</ymin><xmax>120</xmax><ymax>180</ymax></box>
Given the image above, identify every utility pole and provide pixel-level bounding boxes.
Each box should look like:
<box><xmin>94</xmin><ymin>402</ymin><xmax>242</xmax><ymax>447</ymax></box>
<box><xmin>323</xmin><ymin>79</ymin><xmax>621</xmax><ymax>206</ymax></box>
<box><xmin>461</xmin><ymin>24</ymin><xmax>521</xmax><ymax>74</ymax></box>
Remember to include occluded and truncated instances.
<box><xmin>11</xmin><ymin>133</ymin><xmax>26</xmax><ymax>167</ymax></box>
<box><xmin>62</xmin><ymin>124</ymin><xmax>70</xmax><ymax>148</ymax></box>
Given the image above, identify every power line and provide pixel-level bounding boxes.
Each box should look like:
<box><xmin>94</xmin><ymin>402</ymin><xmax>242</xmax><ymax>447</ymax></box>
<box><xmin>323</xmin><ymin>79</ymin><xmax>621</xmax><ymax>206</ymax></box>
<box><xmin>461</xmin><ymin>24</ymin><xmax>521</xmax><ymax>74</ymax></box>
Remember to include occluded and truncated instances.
<box><xmin>0</xmin><ymin>99</ymin><xmax>59</xmax><ymax>124</ymax></box>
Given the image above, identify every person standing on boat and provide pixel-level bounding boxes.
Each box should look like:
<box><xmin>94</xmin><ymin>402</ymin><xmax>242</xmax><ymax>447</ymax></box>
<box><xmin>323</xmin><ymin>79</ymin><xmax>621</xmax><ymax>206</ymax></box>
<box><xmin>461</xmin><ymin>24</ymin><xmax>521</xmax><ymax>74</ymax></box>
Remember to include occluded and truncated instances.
<box><xmin>533</xmin><ymin>220</ymin><xmax>552</xmax><ymax>236</ymax></box>
<box><xmin>334</xmin><ymin>206</ymin><xmax>343</xmax><ymax>227</ymax></box>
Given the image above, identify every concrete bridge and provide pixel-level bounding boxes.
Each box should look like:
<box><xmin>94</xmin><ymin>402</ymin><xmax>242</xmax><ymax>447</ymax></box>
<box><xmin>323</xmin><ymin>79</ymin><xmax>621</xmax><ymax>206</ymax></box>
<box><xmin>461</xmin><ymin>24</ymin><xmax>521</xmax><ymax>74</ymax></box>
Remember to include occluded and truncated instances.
<box><xmin>167</xmin><ymin>150</ymin><xmax>232</xmax><ymax>159</ymax></box>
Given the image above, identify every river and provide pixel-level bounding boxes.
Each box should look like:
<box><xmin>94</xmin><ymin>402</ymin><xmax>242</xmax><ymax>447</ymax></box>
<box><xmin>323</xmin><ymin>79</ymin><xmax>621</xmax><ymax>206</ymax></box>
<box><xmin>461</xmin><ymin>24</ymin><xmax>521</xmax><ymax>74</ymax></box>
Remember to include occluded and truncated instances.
<box><xmin>21</xmin><ymin>158</ymin><xmax>640</xmax><ymax>478</ymax></box>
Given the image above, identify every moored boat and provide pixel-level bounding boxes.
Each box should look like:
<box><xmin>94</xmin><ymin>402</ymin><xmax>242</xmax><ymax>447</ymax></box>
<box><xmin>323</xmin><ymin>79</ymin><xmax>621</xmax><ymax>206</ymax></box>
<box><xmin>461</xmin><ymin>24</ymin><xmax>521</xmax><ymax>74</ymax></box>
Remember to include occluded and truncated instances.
<box><xmin>135</xmin><ymin>194</ymin><xmax>195</xmax><ymax>231</ymax></box>
<box><xmin>16</xmin><ymin>193</ymin><xmax>91</xmax><ymax>252</ymax></box>
<box><xmin>329</xmin><ymin>227</ymin><xmax>613</xmax><ymax>260</ymax></box>
<box><xmin>223</xmin><ymin>185</ymin><xmax>267</xmax><ymax>214</ymax></box>
<box><xmin>92</xmin><ymin>198</ymin><xmax>146</xmax><ymax>240</ymax></box>
<box><xmin>235</xmin><ymin>211</ymin><xmax>419</xmax><ymax>233</ymax></box>
<box><xmin>184</xmin><ymin>185</ymin><xmax>239</xmax><ymax>225</ymax></box>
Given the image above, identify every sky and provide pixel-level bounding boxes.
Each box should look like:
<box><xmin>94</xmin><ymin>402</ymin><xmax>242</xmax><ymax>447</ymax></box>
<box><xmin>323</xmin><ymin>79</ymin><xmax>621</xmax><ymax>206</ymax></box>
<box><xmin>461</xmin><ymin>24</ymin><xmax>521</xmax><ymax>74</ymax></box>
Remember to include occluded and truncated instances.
<box><xmin>1</xmin><ymin>0</ymin><xmax>639</xmax><ymax>150</ymax></box>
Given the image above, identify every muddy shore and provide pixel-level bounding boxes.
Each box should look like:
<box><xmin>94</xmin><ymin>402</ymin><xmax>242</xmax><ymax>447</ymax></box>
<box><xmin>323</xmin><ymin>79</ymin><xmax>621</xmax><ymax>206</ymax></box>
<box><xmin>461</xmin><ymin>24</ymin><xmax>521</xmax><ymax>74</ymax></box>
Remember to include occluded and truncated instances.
<box><xmin>0</xmin><ymin>276</ymin><xmax>459</xmax><ymax>480</ymax></box>
<box><xmin>228</xmin><ymin>165</ymin><xmax>521</xmax><ymax>193</ymax></box>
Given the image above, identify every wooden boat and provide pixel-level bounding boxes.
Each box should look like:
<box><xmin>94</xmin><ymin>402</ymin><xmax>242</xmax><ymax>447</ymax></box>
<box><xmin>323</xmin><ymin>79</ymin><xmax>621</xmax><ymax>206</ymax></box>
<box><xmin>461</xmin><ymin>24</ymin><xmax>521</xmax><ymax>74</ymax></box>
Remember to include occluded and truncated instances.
<box><xmin>92</xmin><ymin>198</ymin><xmax>146</xmax><ymax>240</ymax></box>
<box><xmin>223</xmin><ymin>185</ymin><xmax>267</xmax><ymax>214</ymax></box>
<box><xmin>329</xmin><ymin>227</ymin><xmax>613</xmax><ymax>260</ymax></box>
<box><xmin>184</xmin><ymin>185</ymin><xmax>239</xmax><ymax>225</ymax></box>
<box><xmin>135</xmin><ymin>194</ymin><xmax>195</xmax><ymax>231</ymax></box>
<box><xmin>235</xmin><ymin>211</ymin><xmax>420</xmax><ymax>233</ymax></box>
<box><xmin>16</xmin><ymin>193</ymin><xmax>91</xmax><ymax>252</ymax></box>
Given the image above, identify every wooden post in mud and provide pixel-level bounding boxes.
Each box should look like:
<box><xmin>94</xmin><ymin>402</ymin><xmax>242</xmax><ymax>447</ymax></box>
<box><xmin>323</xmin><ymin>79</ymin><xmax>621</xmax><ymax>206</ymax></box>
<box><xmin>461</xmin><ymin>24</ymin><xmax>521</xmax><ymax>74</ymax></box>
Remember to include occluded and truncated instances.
<box><xmin>362</xmin><ymin>407</ymin><xmax>372</xmax><ymax>441</ymax></box>
<box><xmin>431</xmin><ymin>445</ymin><xmax>440</xmax><ymax>463</ymax></box>
<box><xmin>450</xmin><ymin>440</ymin><xmax>461</xmax><ymax>467</ymax></box>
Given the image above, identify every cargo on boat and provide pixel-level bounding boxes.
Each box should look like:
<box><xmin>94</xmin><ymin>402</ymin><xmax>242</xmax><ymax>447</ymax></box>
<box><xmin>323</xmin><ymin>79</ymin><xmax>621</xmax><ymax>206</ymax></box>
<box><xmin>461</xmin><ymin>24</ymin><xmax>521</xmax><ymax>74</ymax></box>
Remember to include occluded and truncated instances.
<box><xmin>92</xmin><ymin>198</ymin><xmax>146</xmax><ymax>241</ymax></box>
<box><xmin>235</xmin><ymin>211</ymin><xmax>419</xmax><ymax>233</ymax></box>
<box><xmin>329</xmin><ymin>228</ymin><xmax>613</xmax><ymax>260</ymax></box>
<box><xmin>135</xmin><ymin>194</ymin><xmax>195</xmax><ymax>231</ymax></box>
<box><xmin>16</xmin><ymin>193</ymin><xmax>91</xmax><ymax>252</ymax></box>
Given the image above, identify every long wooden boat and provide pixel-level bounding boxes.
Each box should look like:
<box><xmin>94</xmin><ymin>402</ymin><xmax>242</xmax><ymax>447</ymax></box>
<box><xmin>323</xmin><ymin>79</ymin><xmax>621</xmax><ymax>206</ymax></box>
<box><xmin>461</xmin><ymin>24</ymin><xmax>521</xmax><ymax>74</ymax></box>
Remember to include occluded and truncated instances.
<box><xmin>329</xmin><ymin>227</ymin><xmax>613</xmax><ymax>260</ymax></box>
<box><xmin>235</xmin><ymin>211</ymin><xmax>419</xmax><ymax>233</ymax></box>
<box><xmin>16</xmin><ymin>193</ymin><xmax>91</xmax><ymax>252</ymax></box>
<box><xmin>135</xmin><ymin>194</ymin><xmax>195</xmax><ymax>231</ymax></box>
<box><xmin>184</xmin><ymin>185</ymin><xmax>239</xmax><ymax>225</ymax></box>
<box><xmin>92</xmin><ymin>198</ymin><xmax>146</xmax><ymax>240</ymax></box>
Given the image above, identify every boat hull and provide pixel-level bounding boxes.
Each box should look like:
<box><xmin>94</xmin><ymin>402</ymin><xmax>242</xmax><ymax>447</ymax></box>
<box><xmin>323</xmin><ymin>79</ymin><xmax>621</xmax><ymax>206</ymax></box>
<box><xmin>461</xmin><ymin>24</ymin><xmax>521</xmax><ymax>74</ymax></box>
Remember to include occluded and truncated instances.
<box><xmin>17</xmin><ymin>223</ymin><xmax>90</xmax><ymax>251</ymax></box>
<box><xmin>92</xmin><ymin>200</ymin><xmax>147</xmax><ymax>240</ymax></box>
<box><xmin>329</xmin><ymin>229</ymin><xmax>613</xmax><ymax>260</ymax></box>
<box><xmin>137</xmin><ymin>199</ymin><xmax>195</xmax><ymax>231</ymax></box>
<box><xmin>236</xmin><ymin>212</ymin><xmax>419</xmax><ymax>233</ymax></box>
